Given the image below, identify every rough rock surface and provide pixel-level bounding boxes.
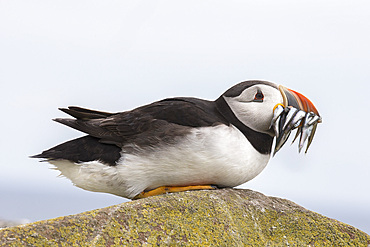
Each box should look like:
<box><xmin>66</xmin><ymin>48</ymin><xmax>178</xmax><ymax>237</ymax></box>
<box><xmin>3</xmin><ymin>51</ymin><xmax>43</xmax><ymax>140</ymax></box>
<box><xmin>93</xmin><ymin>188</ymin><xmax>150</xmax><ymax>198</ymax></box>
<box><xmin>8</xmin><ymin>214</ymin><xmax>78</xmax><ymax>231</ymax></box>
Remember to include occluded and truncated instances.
<box><xmin>0</xmin><ymin>188</ymin><xmax>369</xmax><ymax>246</ymax></box>
<box><xmin>0</xmin><ymin>219</ymin><xmax>29</xmax><ymax>229</ymax></box>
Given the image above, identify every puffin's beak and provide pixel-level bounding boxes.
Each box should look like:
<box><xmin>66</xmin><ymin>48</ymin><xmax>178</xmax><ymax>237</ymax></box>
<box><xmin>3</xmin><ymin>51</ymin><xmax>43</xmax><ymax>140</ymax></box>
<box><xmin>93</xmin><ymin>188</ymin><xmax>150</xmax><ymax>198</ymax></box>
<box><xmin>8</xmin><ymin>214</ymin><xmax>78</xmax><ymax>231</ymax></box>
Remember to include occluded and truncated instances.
<box><xmin>279</xmin><ymin>85</ymin><xmax>321</xmax><ymax>121</ymax></box>
<box><xmin>271</xmin><ymin>85</ymin><xmax>322</xmax><ymax>154</ymax></box>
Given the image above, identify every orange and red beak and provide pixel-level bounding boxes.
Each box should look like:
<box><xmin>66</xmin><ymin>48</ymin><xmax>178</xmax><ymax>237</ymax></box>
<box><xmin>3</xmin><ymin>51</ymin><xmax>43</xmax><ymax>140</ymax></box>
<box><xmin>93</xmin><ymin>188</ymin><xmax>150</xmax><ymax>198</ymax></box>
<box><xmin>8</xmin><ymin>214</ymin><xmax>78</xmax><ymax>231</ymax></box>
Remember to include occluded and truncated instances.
<box><xmin>279</xmin><ymin>85</ymin><xmax>321</xmax><ymax>121</ymax></box>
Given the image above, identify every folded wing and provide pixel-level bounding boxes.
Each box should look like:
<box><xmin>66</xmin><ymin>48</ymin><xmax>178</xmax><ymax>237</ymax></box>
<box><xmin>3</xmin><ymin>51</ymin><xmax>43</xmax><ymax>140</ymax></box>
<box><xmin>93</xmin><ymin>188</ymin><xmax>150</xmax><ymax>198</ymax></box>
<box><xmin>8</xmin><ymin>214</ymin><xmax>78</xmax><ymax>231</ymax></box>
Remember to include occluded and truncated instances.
<box><xmin>53</xmin><ymin>98</ymin><xmax>228</xmax><ymax>148</ymax></box>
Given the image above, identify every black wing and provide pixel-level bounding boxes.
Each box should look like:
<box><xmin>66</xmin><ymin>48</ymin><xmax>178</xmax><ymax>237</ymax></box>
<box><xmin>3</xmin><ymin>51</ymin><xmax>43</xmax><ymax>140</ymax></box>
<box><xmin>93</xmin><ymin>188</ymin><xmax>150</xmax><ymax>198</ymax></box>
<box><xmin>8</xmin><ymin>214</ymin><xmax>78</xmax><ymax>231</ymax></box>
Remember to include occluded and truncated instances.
<box><xmin>53</xmin><ymin>97</ymin><xmax>228</xmax><ymax>148</ymax></box>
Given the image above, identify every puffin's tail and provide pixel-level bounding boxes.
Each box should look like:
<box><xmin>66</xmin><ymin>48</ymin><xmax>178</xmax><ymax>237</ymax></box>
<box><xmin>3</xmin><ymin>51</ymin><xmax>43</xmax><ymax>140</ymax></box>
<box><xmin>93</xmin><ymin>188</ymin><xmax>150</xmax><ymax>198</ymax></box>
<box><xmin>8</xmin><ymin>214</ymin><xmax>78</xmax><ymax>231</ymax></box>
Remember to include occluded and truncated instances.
<box><xmin>58</xmin><ymin>106</ymin><xmax>113</xmax><ymax>120</ymax></box>
<box><xmin>30</xmin><ymin>135</ymin><xmax>121</xmax><ymax>166</ymax></box>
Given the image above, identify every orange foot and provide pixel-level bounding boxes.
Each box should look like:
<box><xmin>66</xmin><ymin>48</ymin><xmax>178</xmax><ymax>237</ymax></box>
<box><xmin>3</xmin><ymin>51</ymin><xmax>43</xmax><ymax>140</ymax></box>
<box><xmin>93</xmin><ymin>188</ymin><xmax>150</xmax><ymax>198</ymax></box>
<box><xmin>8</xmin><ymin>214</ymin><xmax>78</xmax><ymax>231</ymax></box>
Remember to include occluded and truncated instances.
<box><xmin>133</xmin><ymin>185</ymin><xmax>217</xmax><ymax>199</ymax></box>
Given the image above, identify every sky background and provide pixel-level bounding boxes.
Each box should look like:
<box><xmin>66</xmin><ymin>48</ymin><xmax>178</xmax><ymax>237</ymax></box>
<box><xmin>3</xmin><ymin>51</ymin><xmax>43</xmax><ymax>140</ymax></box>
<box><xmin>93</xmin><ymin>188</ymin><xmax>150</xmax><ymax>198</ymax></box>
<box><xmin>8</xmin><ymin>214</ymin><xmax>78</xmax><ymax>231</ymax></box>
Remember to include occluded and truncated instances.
<box><xmin>1</xmin><ymin>0</ymin><xmax>370</xmax><ymax>234</ymax></box>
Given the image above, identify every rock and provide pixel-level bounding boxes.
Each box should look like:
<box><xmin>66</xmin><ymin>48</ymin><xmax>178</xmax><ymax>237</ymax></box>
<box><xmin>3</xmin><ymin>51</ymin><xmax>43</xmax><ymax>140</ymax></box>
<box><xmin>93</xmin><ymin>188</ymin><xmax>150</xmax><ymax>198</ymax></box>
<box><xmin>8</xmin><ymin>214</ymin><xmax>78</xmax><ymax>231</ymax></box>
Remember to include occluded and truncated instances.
<box><xmin>0</xmin><ymin>218</ymin><xmax>30</xmax><ymax>229</ymax></box>
<box><xmin>0</xmin><ymin>188</ymin><xmax>369</xmax><ymax>246</ymax></box>
<box><xmin>0</xmin><ymin>220</ymin><xmax>19</xmax><ymax>229</ymax></box>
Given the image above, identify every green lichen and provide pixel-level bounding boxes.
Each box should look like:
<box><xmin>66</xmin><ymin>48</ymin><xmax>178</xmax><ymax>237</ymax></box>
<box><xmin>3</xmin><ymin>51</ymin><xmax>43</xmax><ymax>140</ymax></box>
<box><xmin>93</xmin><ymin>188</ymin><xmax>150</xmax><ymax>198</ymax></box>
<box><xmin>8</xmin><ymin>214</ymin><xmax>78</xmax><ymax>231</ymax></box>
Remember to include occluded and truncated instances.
<box><xmin>1</xmin><ymin>189</ymin><xmax>369</xmax><ymax>246</ymax></box>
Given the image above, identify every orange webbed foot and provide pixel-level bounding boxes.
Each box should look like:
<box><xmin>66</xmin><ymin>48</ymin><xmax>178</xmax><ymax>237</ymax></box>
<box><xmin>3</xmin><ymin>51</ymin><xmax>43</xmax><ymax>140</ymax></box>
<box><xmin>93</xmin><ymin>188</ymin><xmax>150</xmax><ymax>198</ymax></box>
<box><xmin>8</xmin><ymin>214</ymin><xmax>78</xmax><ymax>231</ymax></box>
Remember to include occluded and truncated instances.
<box><xmin>133</xmin><ymin>185</ymin><xmax>217</xmax><ymax>199</ymax></box>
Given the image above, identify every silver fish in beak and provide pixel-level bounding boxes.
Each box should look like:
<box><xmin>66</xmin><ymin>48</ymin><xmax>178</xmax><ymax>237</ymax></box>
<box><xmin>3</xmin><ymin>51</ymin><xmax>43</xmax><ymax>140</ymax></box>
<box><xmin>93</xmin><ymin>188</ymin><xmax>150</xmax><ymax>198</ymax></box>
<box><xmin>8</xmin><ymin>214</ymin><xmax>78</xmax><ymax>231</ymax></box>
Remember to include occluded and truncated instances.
<box><xmin>272</xmin><ymin>85</ymin><xmax>322</xmax><ymax>155</ymax></box>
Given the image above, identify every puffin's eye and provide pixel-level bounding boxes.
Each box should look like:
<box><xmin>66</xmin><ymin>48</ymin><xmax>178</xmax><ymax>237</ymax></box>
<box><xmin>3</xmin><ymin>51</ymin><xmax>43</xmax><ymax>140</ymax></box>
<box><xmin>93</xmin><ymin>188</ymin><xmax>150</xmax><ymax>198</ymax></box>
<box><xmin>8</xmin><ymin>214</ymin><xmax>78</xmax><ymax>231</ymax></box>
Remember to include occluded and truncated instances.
<box><xmin>253</xmin><ymin>89</ymin><xmax>264</xmax><ymax>102</ymax></box>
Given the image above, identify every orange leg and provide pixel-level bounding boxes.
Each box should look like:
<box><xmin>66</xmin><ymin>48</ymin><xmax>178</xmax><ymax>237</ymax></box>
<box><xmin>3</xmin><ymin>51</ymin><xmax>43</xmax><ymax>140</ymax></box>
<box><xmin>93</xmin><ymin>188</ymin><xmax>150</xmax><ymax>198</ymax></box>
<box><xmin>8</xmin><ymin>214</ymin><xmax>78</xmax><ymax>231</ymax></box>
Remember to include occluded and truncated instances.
<box><xmin>133</xmin><ymin>185</ymin><xmax>217</xmax><ymax>199</ymax></box>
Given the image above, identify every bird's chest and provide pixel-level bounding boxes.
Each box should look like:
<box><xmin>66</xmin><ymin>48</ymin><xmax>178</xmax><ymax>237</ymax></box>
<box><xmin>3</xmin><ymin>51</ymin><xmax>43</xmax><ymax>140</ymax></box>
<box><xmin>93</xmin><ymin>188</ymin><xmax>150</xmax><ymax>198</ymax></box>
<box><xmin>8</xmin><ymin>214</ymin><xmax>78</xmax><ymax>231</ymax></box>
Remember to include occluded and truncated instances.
<box><xmin>120</xmin><ymin>124</ymin><xmax>271</xmax><ymax>189</ymax></box>
<box><xmin>189</xmin><ymin>125</ymin><xmax>271</xmax><ymax>186</ymax></box>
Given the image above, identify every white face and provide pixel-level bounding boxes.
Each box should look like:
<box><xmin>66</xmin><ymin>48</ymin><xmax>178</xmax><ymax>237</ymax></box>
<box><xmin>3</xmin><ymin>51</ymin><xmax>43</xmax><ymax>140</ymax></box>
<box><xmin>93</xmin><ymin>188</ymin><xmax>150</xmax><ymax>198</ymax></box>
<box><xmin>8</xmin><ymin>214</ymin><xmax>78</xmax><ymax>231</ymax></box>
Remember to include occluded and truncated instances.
<box><xmin>223</xmin><ymin>84</ymin><xmax>283</xmax><ymax>135</ymax></box>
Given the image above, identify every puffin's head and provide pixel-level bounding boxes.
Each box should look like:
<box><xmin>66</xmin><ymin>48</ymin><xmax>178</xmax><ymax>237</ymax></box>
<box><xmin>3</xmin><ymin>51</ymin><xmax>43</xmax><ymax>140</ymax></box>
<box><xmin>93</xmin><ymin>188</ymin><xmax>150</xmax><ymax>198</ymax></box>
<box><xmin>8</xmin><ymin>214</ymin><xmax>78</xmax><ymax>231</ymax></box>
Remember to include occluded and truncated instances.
<box><xmin>218</xmin><ymin>80</ymin><xmax>321</xmax><ymax>153</ymax></box>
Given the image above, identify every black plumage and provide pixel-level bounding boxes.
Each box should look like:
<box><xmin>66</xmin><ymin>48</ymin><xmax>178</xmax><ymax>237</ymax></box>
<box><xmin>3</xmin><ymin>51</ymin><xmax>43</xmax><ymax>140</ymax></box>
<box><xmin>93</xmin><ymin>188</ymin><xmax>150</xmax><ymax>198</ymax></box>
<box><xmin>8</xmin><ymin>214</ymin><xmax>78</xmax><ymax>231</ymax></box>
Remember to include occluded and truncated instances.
<box><xmin>32</xmin><ymin>136</ymin><xmax>121</xmax><ymax>166</ymax></box>
<box><xmin>32</xmin><ymin>81</ymin><xmax>276</xmax><ymax>166</ymax></box>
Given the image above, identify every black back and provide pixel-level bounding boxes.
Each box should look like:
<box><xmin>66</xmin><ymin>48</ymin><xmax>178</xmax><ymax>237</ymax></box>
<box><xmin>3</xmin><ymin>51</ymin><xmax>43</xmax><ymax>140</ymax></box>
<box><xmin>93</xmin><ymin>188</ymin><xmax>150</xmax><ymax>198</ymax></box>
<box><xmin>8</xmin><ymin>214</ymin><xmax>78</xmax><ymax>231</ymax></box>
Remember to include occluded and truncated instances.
<box><xmin>33</xmin><ymin>82</ymin><xmax>276</xmax><ymax>165</ymax></box>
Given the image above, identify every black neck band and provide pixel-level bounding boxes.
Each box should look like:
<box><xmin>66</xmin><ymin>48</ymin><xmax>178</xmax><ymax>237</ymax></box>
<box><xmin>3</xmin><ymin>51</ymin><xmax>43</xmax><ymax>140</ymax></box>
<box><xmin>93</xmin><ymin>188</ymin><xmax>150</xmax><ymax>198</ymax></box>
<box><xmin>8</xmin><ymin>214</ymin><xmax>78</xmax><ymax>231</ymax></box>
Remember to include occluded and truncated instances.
<box><xmin>215</xmin><ymin>97</ymin><xmax>273</xmax><ymax>155</ymax></box>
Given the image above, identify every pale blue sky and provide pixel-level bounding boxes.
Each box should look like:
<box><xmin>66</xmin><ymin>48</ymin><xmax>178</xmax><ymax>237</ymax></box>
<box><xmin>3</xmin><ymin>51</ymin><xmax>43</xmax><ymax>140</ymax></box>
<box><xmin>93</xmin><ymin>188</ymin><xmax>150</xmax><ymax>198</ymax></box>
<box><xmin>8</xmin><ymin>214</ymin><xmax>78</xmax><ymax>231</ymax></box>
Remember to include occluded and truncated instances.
<box><xmin>1</xmin><ymin>0</ymin><xmax>369</xmax><ymax>234</ymax></box>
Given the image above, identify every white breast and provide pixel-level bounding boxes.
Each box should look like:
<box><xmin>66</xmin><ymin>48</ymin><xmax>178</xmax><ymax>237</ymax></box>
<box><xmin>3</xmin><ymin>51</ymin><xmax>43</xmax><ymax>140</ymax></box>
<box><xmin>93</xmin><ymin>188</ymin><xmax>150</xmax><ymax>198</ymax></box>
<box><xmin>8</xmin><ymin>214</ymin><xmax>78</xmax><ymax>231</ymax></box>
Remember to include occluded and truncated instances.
<box><xmin>50</xmin><ymin>124</ymin><xmax>271</xmax><ymax>199</ymax></box>
<box><xmin>119</xmin><ymin>124</ymin><xmax>270</xmax><ymax>197</ymax></box>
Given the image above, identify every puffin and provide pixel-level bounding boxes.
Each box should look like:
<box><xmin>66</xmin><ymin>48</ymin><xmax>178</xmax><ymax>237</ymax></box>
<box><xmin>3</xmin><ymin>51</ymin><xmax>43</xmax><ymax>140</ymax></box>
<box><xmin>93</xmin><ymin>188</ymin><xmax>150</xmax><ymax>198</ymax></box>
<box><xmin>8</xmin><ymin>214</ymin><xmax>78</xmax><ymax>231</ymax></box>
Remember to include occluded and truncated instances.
<box><xmin>32</xmin><ymin>80</ymin><xmax>321</xmax><ymax>199</ymax></box>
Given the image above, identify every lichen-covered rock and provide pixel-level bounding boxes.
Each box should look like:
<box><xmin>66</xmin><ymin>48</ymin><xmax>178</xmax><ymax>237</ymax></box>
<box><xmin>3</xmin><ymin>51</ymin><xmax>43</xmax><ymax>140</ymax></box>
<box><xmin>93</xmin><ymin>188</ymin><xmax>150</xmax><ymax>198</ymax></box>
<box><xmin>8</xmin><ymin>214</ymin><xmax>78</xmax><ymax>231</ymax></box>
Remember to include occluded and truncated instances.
<box><xmin>1</xmin><ymin>188</ymin><xmax>369</xmax><ymax>246</ymax></box>
<box><xmin>0</xmin><ymin>219</ymin><xmax>29</xmax><ymax>229</ymax></box>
